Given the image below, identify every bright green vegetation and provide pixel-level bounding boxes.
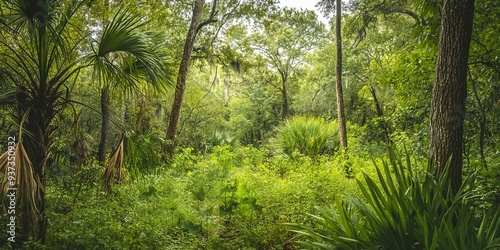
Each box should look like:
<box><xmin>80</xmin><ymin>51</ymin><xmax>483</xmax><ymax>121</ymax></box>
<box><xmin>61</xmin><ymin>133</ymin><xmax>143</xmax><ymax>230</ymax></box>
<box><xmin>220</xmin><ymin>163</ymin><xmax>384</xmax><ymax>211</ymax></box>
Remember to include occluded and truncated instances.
<box><xmin>7</xmin><ymin>144</ymin><xmax>498</xmax><ymax>249</ymax></box>
<box><xmin>290</xmin><ymin>152</ymin><xmax>500</xmax><ymax>249</ymax></box>
<box><xmin>0</xmin><ymin>0</ymin><xmax>499</xmax><ymax>249</ymax></box>
<box><xmin>271</xmin><ymin>116</ymin><xmax>339</xmax><ymax>157</ymax></box>
<box><xmin>44</xmin><ymin>146</ymin><xmax>364</xmax><ymax>249</ymax></box>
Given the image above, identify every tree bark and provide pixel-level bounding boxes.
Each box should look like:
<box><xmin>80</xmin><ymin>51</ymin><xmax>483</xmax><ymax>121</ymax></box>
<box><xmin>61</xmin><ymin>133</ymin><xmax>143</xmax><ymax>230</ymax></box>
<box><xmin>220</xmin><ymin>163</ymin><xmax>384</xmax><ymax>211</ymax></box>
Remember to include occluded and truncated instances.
<box><xmin>165</xmin><ymin>0</ymin><xmax>209</xmax><ymax>155</ymax></box>
<box><xmin>14</xmin><ymin>84</ymin><xmax>54</xmax><ymax>244</ymax></box>
<box><xmin>429</xmin><ymin>0</ymin><xmax>474</xmax><ymax>194</ymax></box>
<box><xmin>279</xmin><ymin>70</ymin><xmax>289</xmax><ymax>119</ymax></box>
<box><xmin>336</xmin><ymin>0</ymin><xmax>348</xmax><ymax>149</ymax></box>
<box><xmin>282</xmin><ymin>85</ymin><xmax>288</xmax><ymax>119</ymax></box>
<box><xmin>98</xmin><ymin>85</ymin><xmax>110</xmax><ymax>163</ymax></box>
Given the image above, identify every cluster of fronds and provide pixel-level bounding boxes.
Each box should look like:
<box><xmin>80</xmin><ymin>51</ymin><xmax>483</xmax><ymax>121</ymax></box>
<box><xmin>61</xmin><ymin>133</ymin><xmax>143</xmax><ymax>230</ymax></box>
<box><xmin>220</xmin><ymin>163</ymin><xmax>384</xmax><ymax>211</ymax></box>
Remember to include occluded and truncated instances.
<box><xmin>272</xmin><ymin>116</ymin><xmax>338</xmax><ymax>157</ymax></box>
<box><xmin>102</xmin><ymin>135</ymin><xmax>126</xmax><ymax>194</ymax></box>
<box><xmin>0</xmin><ymin>133</ymin><xmax>43</xmax><ymax>233</ymax></box>
<box><xmin>288</xmin><ymin>151</ymin><xmax>500</xmax><ymax>249</ymax></box>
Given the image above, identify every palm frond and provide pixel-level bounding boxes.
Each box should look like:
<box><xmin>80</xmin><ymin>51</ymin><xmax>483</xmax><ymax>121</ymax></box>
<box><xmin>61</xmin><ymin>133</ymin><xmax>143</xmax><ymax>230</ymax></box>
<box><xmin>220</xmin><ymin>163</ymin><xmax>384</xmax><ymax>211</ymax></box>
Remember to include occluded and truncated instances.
<box><xmin>102</xmin><ymin>134</ymin><xmax>126</xmax><ymax>194</ymax></box>
<box><xmin>0</xmin><ymin>131</ymin><xmax>43</xmax><ymax>228</ymax></box>
<box><xmin>89</xmin><ymin>7</ymin><xmax>169</xmax><ymax>93</ymax></box>
<box><xmin>0</xmin><ymin>90</ymin><xmax>18</xmax><ymax>106</ymax></box>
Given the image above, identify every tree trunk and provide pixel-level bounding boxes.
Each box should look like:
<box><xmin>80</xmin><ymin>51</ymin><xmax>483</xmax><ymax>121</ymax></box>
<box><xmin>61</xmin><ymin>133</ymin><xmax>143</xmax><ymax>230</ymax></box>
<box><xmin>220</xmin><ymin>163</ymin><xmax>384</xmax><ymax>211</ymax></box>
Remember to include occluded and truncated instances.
<box><xmin>165</xmin><ymin>0</ymin><xmax>206</xmax><ymax>154</ymax></box>
<box><xmin>137</xmin><ymin>96</ymin><xmax>147</xmax><ymax>132</ymax></box>
<box><xmin>278</xmin><ymin>69</ymin><xmax>289</xmax><ymax>119</ymax></box>
<box><xmin>14</xmin><ymin>85</ymin><xmax>54</xmax><ymax>244</ymax></box>
<box><xmin>429</xmin><ymin>0</ymin><xmax>474</xmax><ymax>194</ymax></box>
<box><xmin>336</xmin><ymin>0</ymin><xmax>348</xmax><ymax>149</ymax></box>
<box><xmin>98</xmin><ymin>85</ymin><xmax>110</xmax><ymax>163</ymax></box>
<box><xmin>224</xmin><ymin>76</ymin><xmax>230</xmax><ymax>107</ymax></box>
<box><xmin>282</xmin><ymin>80</ymin><xmax>289</xmax><ymax>119</ymax></box>
<box><xmin>369</xmin><ymin>85</ymin><xmax>394</xmax><ymax>163</ymax></box>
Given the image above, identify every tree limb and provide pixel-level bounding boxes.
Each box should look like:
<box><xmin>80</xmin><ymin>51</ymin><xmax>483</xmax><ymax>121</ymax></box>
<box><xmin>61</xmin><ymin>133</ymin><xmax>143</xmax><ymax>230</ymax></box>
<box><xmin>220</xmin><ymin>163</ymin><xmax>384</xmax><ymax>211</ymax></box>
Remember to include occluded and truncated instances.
<box><xmin>197</xmin><ymin>0</ymin><xmax>218</xmax><ymax>33</ymax></box>
<box><xmin>388</xmin><ymin>7</ymin><xmax>420</xmax><ymax>22</ymax></box>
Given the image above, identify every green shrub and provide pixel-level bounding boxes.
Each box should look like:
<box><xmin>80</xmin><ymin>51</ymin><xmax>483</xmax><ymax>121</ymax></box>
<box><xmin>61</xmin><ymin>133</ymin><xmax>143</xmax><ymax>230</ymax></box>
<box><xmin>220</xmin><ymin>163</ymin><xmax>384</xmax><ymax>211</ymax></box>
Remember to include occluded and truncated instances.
<box><xmin>45</xmin><ymin>145</ymin><xmax>359</xmax><ymax>249</ymax></box>
<box><xmin>271</xmin><ymin>116</ymin><xmax>339</xmax><ymax>157</ymax></box>
<box><xmin>289</xmin><ymin>151</ymin><xmax>500</xmax><ymax>249</ymax></box>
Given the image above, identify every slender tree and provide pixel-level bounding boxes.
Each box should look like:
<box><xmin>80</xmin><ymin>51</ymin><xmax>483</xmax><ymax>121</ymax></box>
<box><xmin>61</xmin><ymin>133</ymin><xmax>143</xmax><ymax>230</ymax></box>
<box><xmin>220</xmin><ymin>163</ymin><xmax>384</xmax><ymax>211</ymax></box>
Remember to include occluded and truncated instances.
<box><xmin>165</xmin><ymin>0</ymin><xmax>217</xmax><ymax>154</ymax></box>
<box><xmin>317</xmin><ymin>0</ymin><xmax>348</xmax><ymax>150</ymax></box>
<box><xmin>335</xmin><ymin>0</ymin><xmax>348</xmax><ymax>150</ymax></box>
<box><xmin>429</xmin><ymin>0</ymin><xmax>474</xmax><ymax>193</ymax></box>
<box><xmin>251</xmin><ymin>8</ymin><xmax>323</xmax><ymax>119</ymax></box>
<box><xmin>98</xmin><ymin>86</ymin><xmax>111</xmax><ymax>163</ymax></box>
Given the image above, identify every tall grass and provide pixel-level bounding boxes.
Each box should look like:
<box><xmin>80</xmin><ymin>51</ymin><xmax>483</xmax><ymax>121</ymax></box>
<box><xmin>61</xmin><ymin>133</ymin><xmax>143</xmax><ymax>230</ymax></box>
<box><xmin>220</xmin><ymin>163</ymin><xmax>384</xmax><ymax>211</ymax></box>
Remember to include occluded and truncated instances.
<box><xmin>271</xmin><ymin>116</ymin><xmax>338</xmax><ymax>157</ymax></box>
<box><xmin>288</xmin><ymin>151</ymin><xmax>500</xmax><ymax>249</ymax></box>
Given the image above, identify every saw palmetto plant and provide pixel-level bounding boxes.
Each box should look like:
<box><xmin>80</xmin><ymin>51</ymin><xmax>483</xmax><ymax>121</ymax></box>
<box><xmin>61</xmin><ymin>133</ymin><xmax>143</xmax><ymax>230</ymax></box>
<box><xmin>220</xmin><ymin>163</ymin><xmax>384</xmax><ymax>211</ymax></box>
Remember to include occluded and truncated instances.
<box><xmin>287</xmin><ymin>151</ymin><xmax>500</xmax><ymax>249</ymax></box>
<box><xmin>271</xmin><ymin>116</ymin><xmax>339</xmax><ymax>157</ymax></box>
<box><xmin>0</xmin><ymin>0</ymin><xmax>167</xmax><ymax>244</ymax></box>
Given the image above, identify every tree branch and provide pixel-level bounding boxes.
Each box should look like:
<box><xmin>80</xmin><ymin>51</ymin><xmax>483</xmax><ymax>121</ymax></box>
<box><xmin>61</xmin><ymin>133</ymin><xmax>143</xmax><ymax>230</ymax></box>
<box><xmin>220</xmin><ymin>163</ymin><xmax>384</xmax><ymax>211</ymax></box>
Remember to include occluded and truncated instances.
<box><xmin>196</xmin><ymin>0</ymin><xmax>218</xmax><ymax>33</ymax></box>
<box><xmin>388</xmin><ymin>7</ymin><xmax>420</xmax><ymax>22</ymax></box>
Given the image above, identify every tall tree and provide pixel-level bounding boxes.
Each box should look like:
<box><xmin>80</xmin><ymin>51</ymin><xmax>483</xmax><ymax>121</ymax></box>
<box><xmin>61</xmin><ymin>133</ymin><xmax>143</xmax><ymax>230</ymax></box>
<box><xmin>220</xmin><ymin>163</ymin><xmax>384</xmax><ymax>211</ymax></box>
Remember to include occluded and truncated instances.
<box><xmin>317</xmin><ymin>0</ymin><xmax>348</xmax><ymax>149</ymax></box>
<box><xmin>165</xmin><ymin>0</ymin><xmax>217</xmax><ymax>154</ymax></box>
<box><xmin>251</xmin><ymin>8</ymin><xmax>324</xmax><ymax>119</ymax></box>
<box><xmin>98</xmin><ymin>86</ymin><xmax>111</xmax><ymax>163</ymax></box>
<box><xmin>335</xmin><ymin>0</ymin><xmax>348</xmax><ymax>149</ymax></box>
<box><xmin>94</xmin><ymin>9</ymin><xmax>166</xmax><ymax>165</ymax></box>
<box><xmin>429</xmin><ymin>0</ymin><xmax>474</xmax><ymax>193</ymax></box>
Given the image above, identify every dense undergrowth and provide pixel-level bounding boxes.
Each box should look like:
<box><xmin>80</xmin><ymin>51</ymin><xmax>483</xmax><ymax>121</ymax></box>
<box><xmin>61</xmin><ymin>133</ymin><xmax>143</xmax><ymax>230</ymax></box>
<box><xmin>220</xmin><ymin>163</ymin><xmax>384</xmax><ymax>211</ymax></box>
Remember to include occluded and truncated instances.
<box><xmin>41</xmin><ymin>146</ymin><xmax>367</xmax><ymax>249</ymax></box>
<box><xmin>289</xmin><ymin>152</ymin><xmax>500</xmax><ymax>249</ymax></box>
<box><xmin>1</xmin><ymin>115</ymin><xmax>499</xmax><ymax>249</ymax></box>
<box><xmin>0</xmin><ymin>119</ymin><xmax>497</xmax><ymax>249</ymax></box>
<box><xmin>0</xmin><ymin>142</ymin><xmax>498</xmax><ymax>249</ymax></box>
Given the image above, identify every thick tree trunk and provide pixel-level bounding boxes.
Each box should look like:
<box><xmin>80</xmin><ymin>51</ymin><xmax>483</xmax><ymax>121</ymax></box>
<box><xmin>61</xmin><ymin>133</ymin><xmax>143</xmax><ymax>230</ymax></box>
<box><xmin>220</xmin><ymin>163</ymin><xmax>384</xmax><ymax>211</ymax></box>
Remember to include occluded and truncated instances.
<box><xmin>336</xmin><ymin>0</ymin><xmax>348</xmax><ymax>149</ymax></box>
<box><xmin>26</xmin><ymin>113</ymin><xmax>49</xmax><ymax>245</ymax></box>
<box><xmin>98</xmin><ymin>86</ymin><xmax>110</xmax><ymax>163</ymax></box>
<box><xmin>165</xmin><ymin>0</ymin><xmax>206</xmax><ymax>154</ymax></box>
<box><xmin>429</xmin><ymin>0</ymin><xmax>474</xmax><ymax>194</ymax></box>
<box><xmin>14</xmin><ymin>85</ymin><xmax>54</xmax><ymax>245</ymax></box>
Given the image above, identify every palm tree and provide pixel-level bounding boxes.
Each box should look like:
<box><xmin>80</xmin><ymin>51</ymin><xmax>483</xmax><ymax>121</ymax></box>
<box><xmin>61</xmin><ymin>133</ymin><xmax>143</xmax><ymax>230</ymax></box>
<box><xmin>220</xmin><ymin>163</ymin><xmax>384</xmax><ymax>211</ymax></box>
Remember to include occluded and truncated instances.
<box><xmin>0</xmin><ymin>0</ymin><xmax>166</xmax><ymax>244</ymax></box>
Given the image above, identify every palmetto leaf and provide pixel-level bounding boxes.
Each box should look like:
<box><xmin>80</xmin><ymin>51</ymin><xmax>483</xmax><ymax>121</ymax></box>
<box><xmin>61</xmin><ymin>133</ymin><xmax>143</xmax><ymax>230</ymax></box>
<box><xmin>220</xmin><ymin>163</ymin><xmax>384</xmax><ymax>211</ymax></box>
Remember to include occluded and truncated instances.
<box><xmin>288</xmin><ymin>149</ymin><xmax>500</xmax><ymax>249</ymax></box>
<box><xmin>102</xmin><ymin>134</ymin><xmax>126</xmax><ymax>194</ymax></box>
<box><xmin>89</xmin><ymin>7</ymin><xmax>168</xmax><ymax>93</ymax></box>
<box><xmin>272</xmin><ymin>116</ymin><xmax>338</xmax><ymax>157</ymax></box>
<box><xmin>0</xmin><ymin>130</ymin><xmax>43</xmax><ymax>227</ymax></box>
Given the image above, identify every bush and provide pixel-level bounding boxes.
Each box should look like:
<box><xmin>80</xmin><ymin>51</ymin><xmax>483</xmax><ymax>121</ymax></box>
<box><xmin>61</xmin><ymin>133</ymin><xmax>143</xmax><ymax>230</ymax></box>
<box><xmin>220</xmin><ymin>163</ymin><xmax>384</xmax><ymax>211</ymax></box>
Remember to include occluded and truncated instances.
<box><xmin>289</xmin><ymin>151</ymin><xmax>500</xmax><ymax>249</ymax></box>
<box><xmin>271</xmin><ymin>116</ymin><xmax>339</xmax><ymax>157</ymax></box>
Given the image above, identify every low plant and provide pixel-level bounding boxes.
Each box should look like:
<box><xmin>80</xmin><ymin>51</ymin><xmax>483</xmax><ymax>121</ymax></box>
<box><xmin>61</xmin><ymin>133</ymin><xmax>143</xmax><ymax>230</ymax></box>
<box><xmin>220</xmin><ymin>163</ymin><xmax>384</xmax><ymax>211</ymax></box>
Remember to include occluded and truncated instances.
<box><xmin>271</xmin><ymin>116</ymin><xmax>338</xmax><ymax>157</ymax></box>
<box><xmin>289</xmin><ymin>150</ymin><xmax>500</xmax><ymax>249</ymax></box>
<box><xmin>204</xmin><ymin>130</ymin><xmax>238</xmax><ymax>151</ymax></box>
<box><xmin>45</xmin><ymin>145</ymin><xmax>360</xmax><ymax>249</ymax></box>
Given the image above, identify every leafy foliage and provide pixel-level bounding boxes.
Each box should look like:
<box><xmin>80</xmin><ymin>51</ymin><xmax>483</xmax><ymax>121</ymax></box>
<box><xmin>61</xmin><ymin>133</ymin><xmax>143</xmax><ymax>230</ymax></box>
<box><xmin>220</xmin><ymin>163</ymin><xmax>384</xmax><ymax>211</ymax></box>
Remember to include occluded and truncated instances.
<box><xmin>0</xmin><ymin>0</ymin><xmax>499</xmax><ymax>248</ymax></box>
<box><xmin>41</xmin><ymin>145</ymin><xmax>362</xmax><ymax>249</ymax></box>
<box><xmin>289</xmin><ymin>151</ymin><xmax>500</xmax><ymax>249</ymax></box>
<box><xmin>271</xmin><ymin>116</ymin><xmax>339</xmax><ymax>157</ymax></box>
